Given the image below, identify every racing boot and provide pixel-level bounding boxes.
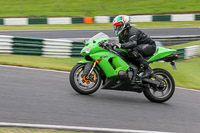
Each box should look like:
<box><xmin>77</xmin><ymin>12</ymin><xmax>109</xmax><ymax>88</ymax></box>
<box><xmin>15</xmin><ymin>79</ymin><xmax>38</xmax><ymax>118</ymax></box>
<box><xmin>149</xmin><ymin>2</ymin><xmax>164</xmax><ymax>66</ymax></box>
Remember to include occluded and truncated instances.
<box><xmin>130</xmin><ymin>68</ymin><xmax>139</xmax><ymax>85</ymax></box>
<box><xmin>130</xmin><ymin>51</ymin><xmax>153</xmax><ymax>84</ymax></box>
<box><xmin>139</xmin><ymin>57</ymin><xmax>153</xmax><ymax>79</ymax></box>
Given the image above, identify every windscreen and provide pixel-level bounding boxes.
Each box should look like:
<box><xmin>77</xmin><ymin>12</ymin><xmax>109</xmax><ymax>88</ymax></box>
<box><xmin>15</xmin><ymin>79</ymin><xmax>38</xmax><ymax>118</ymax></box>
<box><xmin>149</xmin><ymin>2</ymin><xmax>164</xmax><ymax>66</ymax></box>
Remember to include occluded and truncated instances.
<box><xmin>86</xmin><ymin>32</ymin><xmax>109</xmax><ymax>43</ymax></box>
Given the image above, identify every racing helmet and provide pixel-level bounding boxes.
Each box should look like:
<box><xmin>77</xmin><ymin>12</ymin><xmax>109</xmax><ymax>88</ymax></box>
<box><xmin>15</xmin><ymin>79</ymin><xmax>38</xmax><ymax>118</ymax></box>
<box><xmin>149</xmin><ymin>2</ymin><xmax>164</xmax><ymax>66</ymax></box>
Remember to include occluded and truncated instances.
<box><xmin>112</xmin><ymin>15</ymin><xmax>130</xmax><ymax>36</ymax></box>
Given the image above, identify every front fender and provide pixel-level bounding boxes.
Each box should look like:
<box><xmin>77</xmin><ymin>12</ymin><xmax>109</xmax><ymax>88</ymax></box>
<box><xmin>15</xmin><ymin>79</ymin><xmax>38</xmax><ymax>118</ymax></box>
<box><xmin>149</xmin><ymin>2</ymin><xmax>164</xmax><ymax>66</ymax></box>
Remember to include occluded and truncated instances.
<box><xmin>77</xmin><ymin>60</ymin><xmax>101</xmax><ymax>73</ymax></box>
<box><xmin>77</xmin><ymin>60</ymin><xmax>94</xmax><ymax>75</ymax></box>
<box><xmin>78</xmin><ymin>60</ymin><xmax>93</xmax><ymax>64</ymax></box>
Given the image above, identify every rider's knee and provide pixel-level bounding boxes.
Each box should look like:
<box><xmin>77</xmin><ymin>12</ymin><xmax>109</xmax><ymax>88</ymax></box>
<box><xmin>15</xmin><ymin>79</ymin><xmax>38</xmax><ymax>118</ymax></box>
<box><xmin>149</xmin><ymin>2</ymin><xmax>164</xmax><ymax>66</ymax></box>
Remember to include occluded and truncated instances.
<box><xmin>130</xmin><ymin>51</ymin><xmax>140</xmax><ymax>59</ymax></box>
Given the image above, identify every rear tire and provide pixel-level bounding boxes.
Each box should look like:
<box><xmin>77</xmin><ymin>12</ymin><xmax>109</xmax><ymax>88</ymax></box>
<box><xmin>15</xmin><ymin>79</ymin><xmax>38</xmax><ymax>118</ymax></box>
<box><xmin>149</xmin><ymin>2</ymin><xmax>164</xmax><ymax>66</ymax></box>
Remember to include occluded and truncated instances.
<box><xmin>69</xmin><ymin>64</ymin><xmax>101</xmax><ymax>95</ymax></box>
<box><xmin>143</xmin><ymin>68</ymin><xmax>175</xmax><ymax>103</ymax></box>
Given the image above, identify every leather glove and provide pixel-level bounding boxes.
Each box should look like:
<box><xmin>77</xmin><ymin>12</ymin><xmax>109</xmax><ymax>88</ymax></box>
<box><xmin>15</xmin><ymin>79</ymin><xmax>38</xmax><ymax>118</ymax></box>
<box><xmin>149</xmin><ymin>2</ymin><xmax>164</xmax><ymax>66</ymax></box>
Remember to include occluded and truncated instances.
<box><xmin>105</xmin><ymin>43</ymin><xmax>113</xmax><ymax>49</ymax></box>
<box><xmin>98</xmin><ymin>41</ymin><xmax>106</xmax><ymax>47</ymax></box>
<box><xmin>113</xmin><ymin>43</ymin><xmax>121</xmax><ymax>49</ymax></box>
<box><xmin>105</xmin><ymin>43</ymin><xmax>122</xmax><ymax>49</ymax></box>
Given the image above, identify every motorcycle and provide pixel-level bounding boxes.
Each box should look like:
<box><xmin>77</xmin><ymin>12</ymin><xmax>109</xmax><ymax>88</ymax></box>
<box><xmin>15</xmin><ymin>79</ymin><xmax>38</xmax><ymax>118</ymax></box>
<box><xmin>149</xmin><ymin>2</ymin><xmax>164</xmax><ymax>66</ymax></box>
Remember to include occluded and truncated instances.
<box><xmin>69</xmin><ymin>32</ymin><xmax>178</xmax><ymax>103</ymax></box>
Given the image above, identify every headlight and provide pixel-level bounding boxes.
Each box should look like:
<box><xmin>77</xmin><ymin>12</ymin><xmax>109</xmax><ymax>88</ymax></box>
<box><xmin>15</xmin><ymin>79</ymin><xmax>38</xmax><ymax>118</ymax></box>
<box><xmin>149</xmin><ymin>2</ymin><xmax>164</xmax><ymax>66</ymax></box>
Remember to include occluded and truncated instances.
<box><xmin>82</xmin><ymin>45</ymin><xmax>94</xmax><ymax>53</ymax></box>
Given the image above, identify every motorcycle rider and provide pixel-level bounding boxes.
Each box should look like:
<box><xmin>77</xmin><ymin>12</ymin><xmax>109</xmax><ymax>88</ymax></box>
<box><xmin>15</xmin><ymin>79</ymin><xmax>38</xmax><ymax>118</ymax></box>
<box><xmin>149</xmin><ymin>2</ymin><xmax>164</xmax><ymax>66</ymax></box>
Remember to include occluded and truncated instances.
<box><xmin>112</xmin><ymin>15</ymin><xmax>156</xmax><ymax>81</ymax></box>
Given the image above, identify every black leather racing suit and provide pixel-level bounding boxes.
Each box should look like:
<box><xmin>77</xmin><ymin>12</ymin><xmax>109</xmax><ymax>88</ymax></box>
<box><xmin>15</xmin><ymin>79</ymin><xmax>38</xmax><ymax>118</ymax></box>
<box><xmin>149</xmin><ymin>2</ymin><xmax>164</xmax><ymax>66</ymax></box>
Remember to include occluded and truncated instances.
<box><xmin>119</xmin><ymin>25</ymin><xmax>156</xmax><ymax>57</ymax></box>
<box><xmin>118</xmin><ymin>25</ymin><xmax>156</xmax><ymax>78</ymax></box>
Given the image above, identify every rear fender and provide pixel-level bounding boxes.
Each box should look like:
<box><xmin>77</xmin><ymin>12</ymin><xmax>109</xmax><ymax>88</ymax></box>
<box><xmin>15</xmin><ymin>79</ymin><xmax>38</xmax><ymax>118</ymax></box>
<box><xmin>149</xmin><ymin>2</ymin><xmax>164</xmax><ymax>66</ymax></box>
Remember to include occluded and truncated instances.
<box><xmin>148</xmin><ymin>47</ymin><xmax>176</xmax><ymax>62</ymax></box>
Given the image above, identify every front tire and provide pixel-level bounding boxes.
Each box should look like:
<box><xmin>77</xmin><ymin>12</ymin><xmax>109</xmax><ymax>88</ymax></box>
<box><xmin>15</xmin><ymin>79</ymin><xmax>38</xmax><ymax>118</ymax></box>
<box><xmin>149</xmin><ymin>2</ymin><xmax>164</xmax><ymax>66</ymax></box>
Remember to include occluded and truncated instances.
<box><xmin>69</xmin><ymin>64</ymin><xmax>101</xmax><ymax>95</ymax></box>
<box><xmin>143</xmin><ymin>68</ymin><xmax>175</xmax><ymax>103</ymax></box>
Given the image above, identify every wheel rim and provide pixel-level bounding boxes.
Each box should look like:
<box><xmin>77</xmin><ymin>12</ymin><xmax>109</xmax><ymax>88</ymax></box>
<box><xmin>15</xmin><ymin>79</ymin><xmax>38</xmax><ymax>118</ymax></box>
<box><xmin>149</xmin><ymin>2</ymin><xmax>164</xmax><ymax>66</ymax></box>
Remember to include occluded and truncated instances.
<box><xmin>74</xmin><ymin>65</ymin><xmax>100</xmax><ymax>92</ymax></box>
<box><xmin>149</xmin><ymin>72</ymin><xmax>172</xmax><ymax>99</ymax></box>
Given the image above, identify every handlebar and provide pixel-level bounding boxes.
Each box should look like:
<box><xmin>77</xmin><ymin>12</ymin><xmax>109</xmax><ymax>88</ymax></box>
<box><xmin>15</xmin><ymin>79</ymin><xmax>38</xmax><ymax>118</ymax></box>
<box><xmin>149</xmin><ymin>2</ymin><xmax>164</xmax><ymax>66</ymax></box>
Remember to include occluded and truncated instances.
<box><xmin>98</xmin><ymin>41</ymin><xmax>114</xmax><ymax>50</ymax></box>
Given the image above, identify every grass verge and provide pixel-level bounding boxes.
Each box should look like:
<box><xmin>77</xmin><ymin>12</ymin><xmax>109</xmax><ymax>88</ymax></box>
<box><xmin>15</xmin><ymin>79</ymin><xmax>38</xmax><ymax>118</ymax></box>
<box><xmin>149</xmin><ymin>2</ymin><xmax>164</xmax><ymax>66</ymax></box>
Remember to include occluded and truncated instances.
<box><xmin>0</xmin><ymin>54</ymin><xmax>199</xmax><ymax>90</ymax></box>
<box><xmin>0</xmin><ymin>21</ymin><xmax>200</xmax><ymax>31</ymax></box>
<box><xmin>0</xmin><ymin>55</ymin><xmax>82</xmax><ymax>71</ymax></box>
<box><xmin>0</xmin><ymin>127</ymin><xmax>92</xmax><ymax>133</ymax></box>
<box><xmin>166</xmin><ymin>40</ymin><xmax>200</xmax><ymax>56</ymax></box>
<box><xmin>150</xmin><ymin>58</ymin><xmax>200</xmax><ymax>90</ymax></box>
<box><xmin>166</xmin><ymin>40</ymin><xmax>200</xmax><ymax>49</ymax></box>
<box><xmin>0</xmin><ymin>0</ymin><xmax>200</xmax><ymax>17</ymax></box>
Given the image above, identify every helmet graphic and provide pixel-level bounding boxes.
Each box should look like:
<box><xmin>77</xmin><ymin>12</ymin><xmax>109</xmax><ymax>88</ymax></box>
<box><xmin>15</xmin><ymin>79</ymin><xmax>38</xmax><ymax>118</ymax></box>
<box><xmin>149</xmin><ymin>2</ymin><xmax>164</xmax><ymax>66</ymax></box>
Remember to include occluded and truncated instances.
<box><xmin>112</xmin><ymin>15</ymin><xmax>130</xmax><ymax>36</ymax></box>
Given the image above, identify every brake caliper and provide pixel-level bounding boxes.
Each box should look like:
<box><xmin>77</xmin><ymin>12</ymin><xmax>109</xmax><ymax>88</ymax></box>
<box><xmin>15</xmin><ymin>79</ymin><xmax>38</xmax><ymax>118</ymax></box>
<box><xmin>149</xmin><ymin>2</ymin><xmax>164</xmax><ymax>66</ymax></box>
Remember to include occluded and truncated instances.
<box><xmin>82</xmin><ymin>73</ymin><xmax>97</xmax><ymax>84</ymax></box>
<box><xmin>82</xmin><ymin>75</ymin><xmax>91</xmax><ymax>84</ymax></box>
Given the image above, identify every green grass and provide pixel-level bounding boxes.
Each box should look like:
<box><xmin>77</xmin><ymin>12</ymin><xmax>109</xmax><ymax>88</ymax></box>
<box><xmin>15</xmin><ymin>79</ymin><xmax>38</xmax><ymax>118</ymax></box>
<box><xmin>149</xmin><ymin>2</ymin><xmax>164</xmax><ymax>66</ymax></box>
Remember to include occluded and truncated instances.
<box><xmin>150</xmin><ymin>58</ymin><xmax>200</xmax><ymax>90</ymax></box>
<box><xmin>0</xmin><ymin>54</ymin><xmax>199</xmax><ymax>89</ymax></box>
<box><xmin>0</xmin><ymin>127</ymin><xmax>93</xmax><ymax>133</ymax></box>
<box><xmin>166</xmin><ymin>40</ymin><xmax>200</xmax><ymax>49</ymax></box>
<box><xmin>0</xmin><ymin>21</ymin><xmax>200</xmax><ymax>31</ymax></box>
<box><xmin>0</xmin><ymin>0</ymin><xmax>200</xmax><ymax>17</ymax></box>
<box><xmin>157</xmin><ymin>41</ymin><xmax>200</xmax><ymax>89</ymax></box>
<box><xmin>166</xmin><ymin>40</ymin><xmax>200</xmax><ymax>56</ymax></box>
<box><xmin>0</xmin><ymin>55</ymin><xmax>82</xmax><ymax>71</ymax></box>
<box><xmin>162</xmin><ymin>41</ymin><xmax>200</xmax><ymax>89</ymax></box>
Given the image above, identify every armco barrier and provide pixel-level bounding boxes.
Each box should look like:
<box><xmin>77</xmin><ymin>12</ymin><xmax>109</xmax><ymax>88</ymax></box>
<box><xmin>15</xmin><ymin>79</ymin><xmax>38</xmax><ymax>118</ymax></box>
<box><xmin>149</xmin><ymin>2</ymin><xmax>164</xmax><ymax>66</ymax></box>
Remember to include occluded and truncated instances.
<box><xmin>105</xmin><ymin>36</ymin><xmax>200</xmax><ymax>46</ymax></box>
<box><xmin>152</xmin><ymin>35</ymin><xmax>200</xmax><ymax>46</ymax></box>
<box><xmin>0</xmin><ymin>35</ymin><xmax>199</xmax><ymax>60</ymax></box>
<box><xmin>0</xmin><ymin>35</ymin><xmax>84</xmax><ymax>58</ymax></box>
<box><xmin>184</xmin><ymin>45</ymin><xmax>200</xmax><ymax>59</ymax></box>
<box><xmin>176</xmin><ymin>48</ymin><xmax>185</xmax><ymax>61</ymax></box>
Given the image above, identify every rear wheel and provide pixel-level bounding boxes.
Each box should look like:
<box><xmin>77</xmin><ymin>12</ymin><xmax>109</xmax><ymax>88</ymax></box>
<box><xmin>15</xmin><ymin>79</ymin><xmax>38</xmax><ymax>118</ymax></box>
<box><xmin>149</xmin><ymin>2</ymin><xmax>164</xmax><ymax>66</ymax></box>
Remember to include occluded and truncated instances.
<box><xmin>143</xmin><ymin>68</ymin><xmax>175</xmax><ymax>103</ymax></box>
<box><xmin>69</xmin><ymin>64</ymin><xmax>101</xmax><ymax>95</ymax></box>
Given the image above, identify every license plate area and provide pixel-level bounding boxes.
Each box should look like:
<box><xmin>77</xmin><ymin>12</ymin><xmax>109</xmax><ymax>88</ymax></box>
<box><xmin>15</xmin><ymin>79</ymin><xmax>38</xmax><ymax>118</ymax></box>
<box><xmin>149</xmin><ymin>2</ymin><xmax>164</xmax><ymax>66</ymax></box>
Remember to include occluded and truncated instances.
<box><xmin>170</xmin><ymin>62</ymin><xmax>177</xmax><ymax>70</ymax></box>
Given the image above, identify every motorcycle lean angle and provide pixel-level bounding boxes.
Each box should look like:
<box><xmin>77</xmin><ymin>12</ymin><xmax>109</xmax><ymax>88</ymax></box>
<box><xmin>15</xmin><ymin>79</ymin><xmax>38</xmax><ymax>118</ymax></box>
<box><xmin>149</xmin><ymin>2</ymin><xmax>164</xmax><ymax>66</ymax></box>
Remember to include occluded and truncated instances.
<box><xmin>69</xmin><ymin>32</ymin><xmax>178</xmax><ymax>103</ymax></box>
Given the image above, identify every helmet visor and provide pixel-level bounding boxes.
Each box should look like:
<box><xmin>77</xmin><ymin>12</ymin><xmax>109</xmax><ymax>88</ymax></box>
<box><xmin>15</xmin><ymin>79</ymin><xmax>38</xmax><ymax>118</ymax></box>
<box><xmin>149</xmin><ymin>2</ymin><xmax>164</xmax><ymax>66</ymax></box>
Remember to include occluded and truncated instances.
<box><xmin>113</xmin><ymin>25</ymin><xmax>122</xmax><ymax>36</ymax></box>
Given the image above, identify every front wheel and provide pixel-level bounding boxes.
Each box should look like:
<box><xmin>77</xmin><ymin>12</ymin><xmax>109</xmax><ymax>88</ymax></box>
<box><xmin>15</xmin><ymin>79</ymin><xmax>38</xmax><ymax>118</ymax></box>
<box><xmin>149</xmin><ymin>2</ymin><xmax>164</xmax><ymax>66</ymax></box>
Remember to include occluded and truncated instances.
<box><xmin>69</xmin><ymin>64</ymin><xmax>101</xmax><ymax>95</ymax></box>
<box><xmin>143</xmin><ymin>68</ymin><xmax>175</xmax><ymax>103</ymax></box>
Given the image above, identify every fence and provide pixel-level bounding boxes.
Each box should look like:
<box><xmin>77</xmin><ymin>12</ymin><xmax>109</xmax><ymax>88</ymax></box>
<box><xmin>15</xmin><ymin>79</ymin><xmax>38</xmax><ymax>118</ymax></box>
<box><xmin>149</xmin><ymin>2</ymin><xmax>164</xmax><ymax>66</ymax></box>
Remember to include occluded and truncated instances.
<box><xmin>0</xmin><ymin>35</ymin><xmax>199</xmax><ymax>61</ymax></box>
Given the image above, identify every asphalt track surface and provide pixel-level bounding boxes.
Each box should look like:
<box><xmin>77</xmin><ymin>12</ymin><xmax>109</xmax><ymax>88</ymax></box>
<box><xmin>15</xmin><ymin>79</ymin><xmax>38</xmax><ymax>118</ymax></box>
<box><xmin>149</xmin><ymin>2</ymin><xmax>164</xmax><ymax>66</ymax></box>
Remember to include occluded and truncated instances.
<box><xmin>0</xmin><ymin>28</ymin><xmax>200</xmax><ymax>39</ymax></box>
<box><xmin>0</xmin><ymin>65</ymin><xmax>200</xmax><ymax>133</ymax></box>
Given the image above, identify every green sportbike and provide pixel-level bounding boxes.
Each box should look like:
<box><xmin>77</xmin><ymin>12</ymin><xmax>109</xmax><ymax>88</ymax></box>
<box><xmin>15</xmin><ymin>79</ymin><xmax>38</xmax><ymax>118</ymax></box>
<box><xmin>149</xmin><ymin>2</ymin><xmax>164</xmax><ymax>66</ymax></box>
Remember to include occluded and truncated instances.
<box><xmin>70</xmin><ymin>32</ymin><xmax>178</xmax><ymax>103</ymax></box>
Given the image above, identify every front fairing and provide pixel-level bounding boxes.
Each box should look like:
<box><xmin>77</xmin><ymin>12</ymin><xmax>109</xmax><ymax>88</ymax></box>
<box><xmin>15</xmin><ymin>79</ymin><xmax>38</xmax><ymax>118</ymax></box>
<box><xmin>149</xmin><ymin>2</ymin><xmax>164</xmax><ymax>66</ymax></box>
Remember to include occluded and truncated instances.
<box><xmin>115</xmin><ymin>48</ymin><xmax>128</xmax><ymax>54</ymax></box>
<box><xmin>80</xmin><ymin>32</ymin><xmax>129</xmax><ymax>78</ymax></box>
<box><xmin>81</xmin><ymin>32</ymin><xmax>109</xmax><ymax>56</ymax></box>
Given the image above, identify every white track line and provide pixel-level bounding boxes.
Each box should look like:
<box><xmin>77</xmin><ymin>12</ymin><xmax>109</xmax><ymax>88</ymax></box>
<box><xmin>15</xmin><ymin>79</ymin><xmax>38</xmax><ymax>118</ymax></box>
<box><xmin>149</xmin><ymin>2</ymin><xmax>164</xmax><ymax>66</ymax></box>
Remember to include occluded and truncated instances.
<box><xmin>0</xmin><ymin>64</ymin><xmax>199</xmax><ymax>92</ymax></box>
<box><xmin>0</xmin><ymin>122</ymin><xmax>174</xmax><ymax>133</ymax></box>
<box><xmin>176</xmin><ymin>87</ymin><xmax>200</xmax><ymax>92</ymax></box>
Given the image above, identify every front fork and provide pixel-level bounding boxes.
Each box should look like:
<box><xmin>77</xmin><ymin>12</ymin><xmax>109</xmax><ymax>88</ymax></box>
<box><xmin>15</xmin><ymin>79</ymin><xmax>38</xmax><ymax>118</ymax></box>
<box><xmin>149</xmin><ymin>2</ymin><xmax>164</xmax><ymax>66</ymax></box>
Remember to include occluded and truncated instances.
<box><xmin>81</xmin><ymin>61</ymin><xmax>98</xmax><ymax>83</ymax></box>
<box><xmin>87</xmin><ymin>62</ymin><xmax>97</xmax><ymax>78</ymax></box>
<box><xmin>82</xmin><ymin>62</ymin><xmax>97</xmax><ymax>76</ymax></box>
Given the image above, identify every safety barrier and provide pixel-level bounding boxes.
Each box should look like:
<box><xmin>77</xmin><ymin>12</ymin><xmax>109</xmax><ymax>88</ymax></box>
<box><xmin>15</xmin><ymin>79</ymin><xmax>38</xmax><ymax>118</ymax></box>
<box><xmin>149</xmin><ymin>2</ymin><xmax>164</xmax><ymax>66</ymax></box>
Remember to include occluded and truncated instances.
<box><xmin>0</xmin><ymin>35</ymin><xmax>199</xmax><ymax>61</ymax></box>
<box><xmin>108</xmin><ymin>35</ymin><xmax>200</xmax><ymax>46</ymax></box>
<box><xmin>184</xmin><ymin>45</ymin><xmax>200</xmax><ymax>59</ymax></box>
<box><xmin>170</xmin><ymin>46</ymin><xmax>200</xmax><ymax>61</ymax></box>
<box><xmin>0</xmin><ymin>14</ymin><xmax>200</xmax><ymax>25</ymax></box>
<box><xmin>152</xmin><ymin>35</ymin><xmax>200</xmax><ymax>46</ymax></box>
<box><xmin>0</xmin><ymin>35</ymin><xmax>84</xmax><ymax>58</ymax></box>
<box><xmin>176</xmin><ymin>48</ymin><xmax>185</xmax><ymax>61</ymax></box>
